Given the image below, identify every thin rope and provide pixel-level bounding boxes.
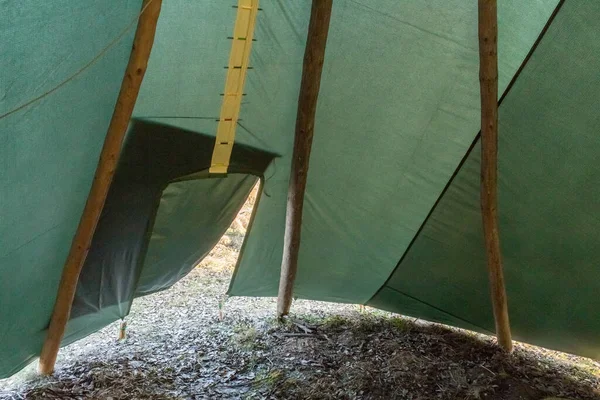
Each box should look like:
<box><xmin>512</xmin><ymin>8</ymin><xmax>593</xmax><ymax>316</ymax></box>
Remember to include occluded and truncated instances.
<box><xmin>0</xmin><ymin>0</ymin><xmax>155</xmax><ymax>121</ymax></box>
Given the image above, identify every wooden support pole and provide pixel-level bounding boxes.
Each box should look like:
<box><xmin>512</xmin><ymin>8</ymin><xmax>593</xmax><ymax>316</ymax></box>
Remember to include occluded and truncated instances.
<box><xmin>38</xmin><ymin>0</ymin><xmax>162</xmax><ymax>375</ymax></box>
<box><xmin>118</xmin><ymin>320</ymin><xmax>127</xmax><ymax>341</ymax></box>
<box><xmin>478</xmin><ymin>0</ymin><xmax>513</xmax><ymax>352</ymax></box>
<box><xmin>277</xmin><ymin>0</ymin><xmax>333</xmax><ymax>318</ymax></box>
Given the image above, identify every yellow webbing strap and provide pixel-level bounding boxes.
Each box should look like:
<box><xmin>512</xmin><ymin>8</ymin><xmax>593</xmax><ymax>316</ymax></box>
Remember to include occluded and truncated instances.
<box><xmin>210</xmin><ymin>0</ymin><xmax>260</xmax><ymax>174</ymax></box>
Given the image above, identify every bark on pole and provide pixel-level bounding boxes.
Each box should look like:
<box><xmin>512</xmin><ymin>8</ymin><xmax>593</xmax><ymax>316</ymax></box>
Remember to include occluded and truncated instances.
<box><xmin>277</xmin><ymin>0</ymin><xmax>333</xmax><ymax>318</ymax></box>
<box><xmin>478</xmin><ymin>0</ymin><xmax>513</xmax><ymax>352</ymax></box>
<box><xmin>38</xmin><ymin>0</ymin><xmax>163</xmax><ymax>375</ymax></box>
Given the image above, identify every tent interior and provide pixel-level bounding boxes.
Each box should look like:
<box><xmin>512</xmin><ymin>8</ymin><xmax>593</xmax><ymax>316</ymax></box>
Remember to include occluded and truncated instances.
<box><xmin>1</xmin><ymin>0</ymin><xmax>600</xmax><ymax>379</ymax></box>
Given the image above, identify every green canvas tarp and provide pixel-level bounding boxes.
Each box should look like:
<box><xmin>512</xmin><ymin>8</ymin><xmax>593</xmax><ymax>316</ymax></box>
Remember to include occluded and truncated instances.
<box><xmin>71</xmin><ymin>120</ymin><xmax>275</xmax><ymax>321</ymax></box>
<box><xmin>1</xmin><ymin>0</ymin><xmax>599</xmax><ymax>378</ymax></box>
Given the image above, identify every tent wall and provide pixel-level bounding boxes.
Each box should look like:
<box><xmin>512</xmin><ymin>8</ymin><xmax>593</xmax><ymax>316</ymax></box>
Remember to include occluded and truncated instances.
<box><xmin>0</xmin><ymin>0</ymin><xmax>142</xmax><ymax>378</ymax></box>
<box><xmin>226</xmin><ymin>0</ymin><xmax>558</xmax><ymax>300</ymax></box>
<box><xmin>227</xmin><ymin>0</ymin><xmax>559</xmax><ymax>300</ymax></box>
<box><xmin>370</xmin><ymin>0</ymin><xmax>600</xmax><ymax>358</ymax></box>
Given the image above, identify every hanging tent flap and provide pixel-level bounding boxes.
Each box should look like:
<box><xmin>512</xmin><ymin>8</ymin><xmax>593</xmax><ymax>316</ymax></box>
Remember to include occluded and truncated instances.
<box><xmin>70</xmin><ymin>120</ymin><xmax>275</xmax><ymax>326</ymax></box>
<box><xmin>135</xmin><ymin>175</ymin><xmax>258</xmax><ymax>297</ymax></box>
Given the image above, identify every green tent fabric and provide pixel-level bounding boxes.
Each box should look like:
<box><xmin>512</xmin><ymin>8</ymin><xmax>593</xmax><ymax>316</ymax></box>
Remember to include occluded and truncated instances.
<box><xmin>135</xmin><ymin>175</ymin><xmax>259</xmax><ymax>297</ymax></box>
<box><xmin>70</xmin><ymin>120</ymin><xmax>274</xmax><ymax>322</ymax></box>
<box><xmin>2</xmin><ymin>0</ymin><xmax>600</xmax><ymax>379</ymax></box>
<box><xmin>227</xmin><ymin>0</ymin><xmax>559</xmax><ymax>301</ymax></box>
<box><xmin>370</xmin><ymin>0</ymin><xmax>600</xmax><ymax>358</ymax></box>
<box><xmin>0</xmin><ymin>0</ymin><xmax>143</xmax><ymax>378</ymax></box>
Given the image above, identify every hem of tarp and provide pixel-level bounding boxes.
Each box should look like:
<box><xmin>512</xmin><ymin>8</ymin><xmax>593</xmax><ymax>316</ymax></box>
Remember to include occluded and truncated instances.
<box><xmin>63</xmin><ymin>303</ymin><xmax>125</xmax><ymax>345</ymax></box>
<box><xmin>226</xmin><ymin>292</ymin><xmax>366</xmax><ymax>304</ymax></box>
<box><xmin>0</xmin><ymin>305</ymin><xmax>126</xmax><ymax>379</ymax></box>
<box><xmin>365</xmin><ymin>0</ymin><xmax>566</xmax><ymax>307</ymax></box>
<box><xmin>368</xmin><ymin>286</ymin><xmax>495</xmax><ymax>335</ymax></box>
<box><xmin>370</xmin><ymin>286</ymin><xmax>495</xmax><ymax>335</ymax></box>
<box><xmin>226</xmin><ymin>175</ymin><xmax>265</xmax><ymax>296</ymax></box>
<box><xmin>1</xmin><ymin>355</ymin><xmax>38</xmax><ymax>380</ymax></box>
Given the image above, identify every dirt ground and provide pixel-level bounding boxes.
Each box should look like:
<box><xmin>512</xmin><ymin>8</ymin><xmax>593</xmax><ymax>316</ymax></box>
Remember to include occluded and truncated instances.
<box><xmin>1</xmin><ymin>191</ymin><xmax>599</xmax><ymax>400</ymax></box>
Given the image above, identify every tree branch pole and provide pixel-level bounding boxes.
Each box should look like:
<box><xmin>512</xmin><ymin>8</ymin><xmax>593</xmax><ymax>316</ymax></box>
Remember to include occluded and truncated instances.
<box><xmin>478</xmin><ymin>0</ymin><xmax>513</xmax><ymax>352</ymax></box>
<box><xmin>38</xmin><ymin>0</ymin><xmax>163</xmax><ymax>375</ymax></box>
<box><xmin>277</xmin><ymin>0</ymin><xmax>333</xmax><ymax>317</ymax></box>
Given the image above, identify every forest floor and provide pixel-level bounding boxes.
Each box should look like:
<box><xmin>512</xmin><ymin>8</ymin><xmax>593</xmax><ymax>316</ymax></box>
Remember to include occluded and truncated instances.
<box><xmin>1</xmin><ymin>190</ymin><xmax>599</xmax><ymax>400</ymax></box>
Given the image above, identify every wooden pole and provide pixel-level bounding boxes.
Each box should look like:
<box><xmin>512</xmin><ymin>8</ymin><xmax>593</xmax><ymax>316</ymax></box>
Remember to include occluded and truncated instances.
<box><xmin>38</xmin><ymin>0</ymin><xmax>162</xmax><ymax>375</ymax></box>
<box><xmin>478</xmin><ymin>0</ymin><xmax>512</xmax><ymax>352</ymax></box>
<box><xmin>118</xmin><ymin>320</ymin><xmax>127</xmax><ymax>341</ymax></box>
<box><xmin>277</xmin><ymin>0</ymin><xmax>333</xmax><ymax>318</ymax></box>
